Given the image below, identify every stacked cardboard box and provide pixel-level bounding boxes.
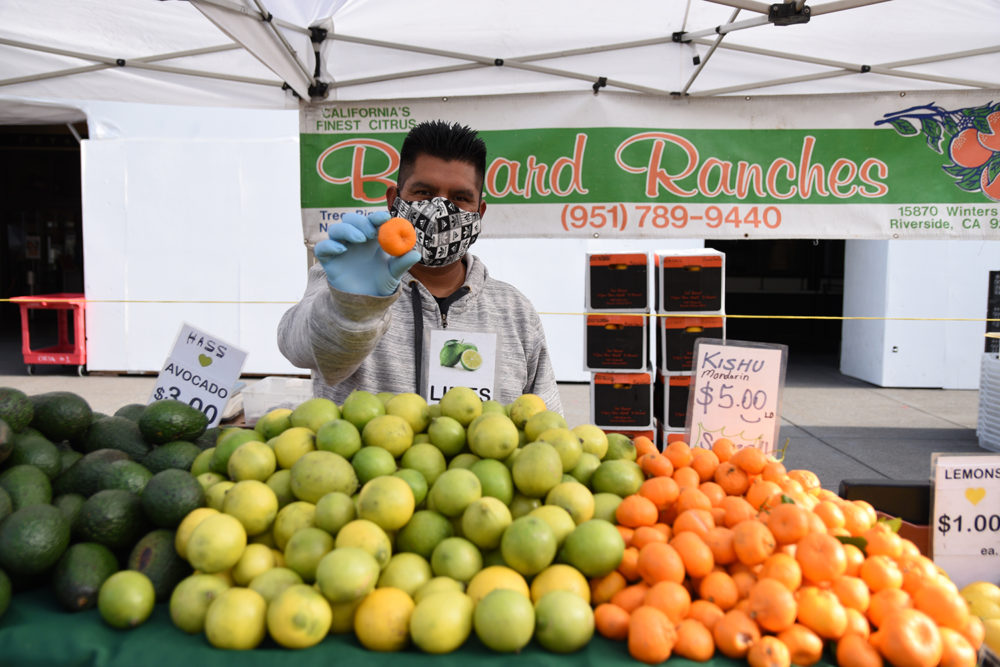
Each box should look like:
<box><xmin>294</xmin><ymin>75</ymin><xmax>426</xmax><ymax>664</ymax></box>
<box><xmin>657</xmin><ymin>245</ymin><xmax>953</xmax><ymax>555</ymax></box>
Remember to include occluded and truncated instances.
<box><xmin>584</xmin><ymin>253</ymin><xmax>655</xmax><ymax>442</ymax></box>
<box><xmin>652</xmin><ymin>249</ymin><xmax>726</xmax><ymax>449</ymax></box>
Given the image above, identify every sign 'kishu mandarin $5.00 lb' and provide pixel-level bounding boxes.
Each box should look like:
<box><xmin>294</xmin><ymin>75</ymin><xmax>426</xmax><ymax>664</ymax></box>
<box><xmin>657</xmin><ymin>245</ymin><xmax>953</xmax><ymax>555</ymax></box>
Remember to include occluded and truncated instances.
<box><xmin>686</xmin><ymin>339</ymin><xmax>788</xmax><ymax>456</ymax></box>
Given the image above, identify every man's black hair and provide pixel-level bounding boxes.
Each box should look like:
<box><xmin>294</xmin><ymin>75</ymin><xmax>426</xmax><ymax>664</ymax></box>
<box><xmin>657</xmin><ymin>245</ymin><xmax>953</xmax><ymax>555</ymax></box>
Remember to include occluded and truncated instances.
<box><xmin>398</xmin><ymin>120</ymin><xmax>487</xmax><ymax>192</ymax></box>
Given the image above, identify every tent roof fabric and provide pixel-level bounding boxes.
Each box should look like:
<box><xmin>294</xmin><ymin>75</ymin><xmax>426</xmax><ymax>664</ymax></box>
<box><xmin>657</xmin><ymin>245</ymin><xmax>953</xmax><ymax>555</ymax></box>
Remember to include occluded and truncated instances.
<box><xmin>1</xmin><ymin>0</ymin><xmax>998</xmax><ymax>124</ymax></box>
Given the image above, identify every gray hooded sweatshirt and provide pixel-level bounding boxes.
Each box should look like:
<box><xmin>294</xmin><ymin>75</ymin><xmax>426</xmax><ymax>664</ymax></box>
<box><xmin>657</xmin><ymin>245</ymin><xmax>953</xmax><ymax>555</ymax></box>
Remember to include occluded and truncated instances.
<box><xmin>277</xmin><ymin>254</ymin><xmax>563</xmax><ymax>413</ymax></box>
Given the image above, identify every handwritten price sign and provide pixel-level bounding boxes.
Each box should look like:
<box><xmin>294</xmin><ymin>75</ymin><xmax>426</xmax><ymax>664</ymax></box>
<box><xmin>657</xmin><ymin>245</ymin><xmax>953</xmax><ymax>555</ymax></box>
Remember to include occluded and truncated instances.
<box><xmin>687</xmin><ymin>339</ymin><xmax>787</xmax><ymax>455</ymax></box>
<box><xmin>931</xmin><ymin>453</ymin><xmax>1000</xmax><ymax>589</ymax></box>
<box><xmin>149</xmin><ymin>323</ymin><xmax>247</xmax><ymax>427</ymax></box>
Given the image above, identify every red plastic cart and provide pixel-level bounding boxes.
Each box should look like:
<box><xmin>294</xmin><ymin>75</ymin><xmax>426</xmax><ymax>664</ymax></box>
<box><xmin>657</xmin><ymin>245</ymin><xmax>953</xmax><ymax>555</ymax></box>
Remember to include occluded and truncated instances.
<box><xmin>10</xmin><ymin>293</ymin><xmax>87</xmax><ymax>376</ymax></box>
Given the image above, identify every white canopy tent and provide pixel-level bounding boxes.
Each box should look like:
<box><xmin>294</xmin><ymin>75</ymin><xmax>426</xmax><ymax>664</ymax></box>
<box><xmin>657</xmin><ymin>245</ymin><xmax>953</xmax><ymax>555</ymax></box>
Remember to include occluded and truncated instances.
<box><xmin>2</xmin><ymin>0</ymin><xmax>999</xmax><ymax>122</ymax></box>
<box><xmin>0</xmin><ymin>0</ymin><xmax>997</xmax><ymax>389</ymax></box>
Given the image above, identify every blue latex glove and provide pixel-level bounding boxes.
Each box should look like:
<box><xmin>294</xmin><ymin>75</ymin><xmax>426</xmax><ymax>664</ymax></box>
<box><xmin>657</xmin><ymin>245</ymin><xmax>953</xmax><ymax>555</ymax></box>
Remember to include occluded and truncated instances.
<box><xmin>314</xmin><ymin>211</ymin><xmax>421</xmax><ymax>297</ymax></box>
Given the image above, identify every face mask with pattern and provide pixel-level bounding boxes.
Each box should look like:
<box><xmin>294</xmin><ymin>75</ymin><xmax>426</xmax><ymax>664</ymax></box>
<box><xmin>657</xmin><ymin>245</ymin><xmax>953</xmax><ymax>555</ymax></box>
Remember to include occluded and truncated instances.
<box><xmin>389</xmin><ymin>196</ymin><xmax>481</xmax><ymax>267</ymax></box>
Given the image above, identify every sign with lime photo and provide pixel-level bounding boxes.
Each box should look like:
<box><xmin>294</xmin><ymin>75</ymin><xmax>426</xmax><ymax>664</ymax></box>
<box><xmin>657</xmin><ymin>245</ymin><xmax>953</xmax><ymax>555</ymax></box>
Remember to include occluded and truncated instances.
<box><xmin>425</xmin><ymin>330</ymin><xmax>497</xmax><ymax>404</ymax></box>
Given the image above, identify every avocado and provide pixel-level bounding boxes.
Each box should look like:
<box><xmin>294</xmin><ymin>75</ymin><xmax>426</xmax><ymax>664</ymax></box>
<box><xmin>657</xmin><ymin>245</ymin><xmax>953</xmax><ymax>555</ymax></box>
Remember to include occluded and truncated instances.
<box><xmin>28</xmin><ymin>391</ymin><xmax>93</xmax><ymax>446</ymax></box>
<box><xmin>83</xmin><ymin>416</ymin><xmax>150</xmax><ymax>459</ymax></box>
<box><xmin>0</xmin><ymin>503</ymin><xmax>72</xmax><ymax>575</ymax></box>
<box><xmin>0</xmin><ymin>487</ymin><xmax>11</xmax><ymax>523</ymax></box>
<box><xmin>127</xmin><ymin>529</ymin><xmax>192</xmax><ymax>602</ymax></box>
<box><xmin>51</xmin><ymin>542</ymin><xmax>119</xmax><ymax>611</ymax></box>
<box><xmin>194</xmin><ymin>426</ymin><xmax>222</xmax><ymax>451</ymax></box>
<box><xmin>140</xmin><ymin>468</ymin><xmax>206</xmax><ymax>529</ymax></box>
<box><xmin>0</xmin><ymin>387</ymin><xmax>33</xmax><ymax>433</ymax></box>
<box><xmin>138</xmin><ymin>400</ymin><xmax>209</xmax><ymax>445</ymax></box>
<box><xmin>0</xmin><ymin>568</ymin><xmax>9</xmax><ymax>619</ymax></box>
<box><xmin>113</xmin><ymin>403</ymin><xmax>146</xmax><ymax>422</ymax></box>
<box><xmin>0</xmin><ymin>418</ymin><xmax>12</xmax><ymax>465</ymax></box>
<box><xmin>0</xmin><ymin>464</ymin><xmax>53</xmax><ymax>509</ymax></box>
<box><xmin>75</xmin><ymin>489</ymin><xmax>147</xmax><ymax>551</ymax></box>
<box><xmin>59</xmin><ymin>449</ymin><xmax>83</xmax><ymax>474</ymax></box>
<box><xmin>7</xmin><ymin>433</ymin><xmax>62</xmax><ymax>479</ymax></box>
<box><xmin>53</xmin><ymin>448</ymin><xmax>130</xmax><ymax>497</ymax></box>
<box><xmin>52</xmin><ymin>493</ymin><xmax>86</xmax><ymax>529</ymax></box>
<box><xmin>141</xmin><ymin>440</ymin><xmax>201</xmax><ymax>474</ymax></box>
<box><xmin>100</xmin><ymin>459</ymin><xmax>153</xmax><ymax>495</ymax></box>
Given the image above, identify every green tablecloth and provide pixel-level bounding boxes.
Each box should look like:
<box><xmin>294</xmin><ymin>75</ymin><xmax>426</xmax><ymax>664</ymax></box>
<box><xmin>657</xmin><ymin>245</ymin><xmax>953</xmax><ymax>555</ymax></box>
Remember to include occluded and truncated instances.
<box><xmin>0</xmin><ymin>588</ymin><xmax>748</xmax><ymax>667</ymax></box>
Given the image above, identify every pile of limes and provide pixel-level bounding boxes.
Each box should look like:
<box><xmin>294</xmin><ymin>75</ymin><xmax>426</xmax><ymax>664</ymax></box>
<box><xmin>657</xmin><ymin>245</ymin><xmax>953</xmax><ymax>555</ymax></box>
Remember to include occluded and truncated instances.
<box><xmin>166</xmin><ymin>387</ymin><xmax>639</xmax><ymax>652</ymax></box>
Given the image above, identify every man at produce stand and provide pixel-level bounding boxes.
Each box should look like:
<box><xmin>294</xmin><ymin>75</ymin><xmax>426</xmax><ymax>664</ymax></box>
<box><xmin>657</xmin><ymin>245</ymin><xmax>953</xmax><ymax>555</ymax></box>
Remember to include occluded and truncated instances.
<box><xmin>278</xmin><ymin>120</ymin><xmax>562</xmax><ymax>412</ymax></box>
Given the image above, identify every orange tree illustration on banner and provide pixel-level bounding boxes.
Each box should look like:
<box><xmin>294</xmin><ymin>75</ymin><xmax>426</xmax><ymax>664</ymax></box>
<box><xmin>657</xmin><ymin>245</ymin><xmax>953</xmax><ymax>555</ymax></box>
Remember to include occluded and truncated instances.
<box><xmin>876</xmin><ymin>102</ymin><xmax>1000</xmax><ymax>201</ymax></box>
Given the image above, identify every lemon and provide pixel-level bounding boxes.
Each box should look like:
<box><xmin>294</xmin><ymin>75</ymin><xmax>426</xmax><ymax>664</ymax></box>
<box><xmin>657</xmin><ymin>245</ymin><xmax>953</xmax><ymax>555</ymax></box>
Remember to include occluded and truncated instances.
<box><xmin>533</xmin><ymin>590</ymin><xmax>594</xmax><ymax>653</ymax></box>
<box><xmin>461</xmin><ymin>497</ymin><xmax>512</xmax><ymax>550</ymax></box>
<box><xmin>254</xmin><ymin>408</ymin><xmax>292</xmax><ymax>440</ymax></box>
<box><xmin>314</xmin><ymin>491</ymin><xmax>355</xmax><ymax>535</ymax></box>
<box><xmin>984</xmin><ymin>618</ymin><xmax>1000</xmax><ymax>654</ymax></box>
<box><xmin>197</xmin><ymin>471</ymin><xmax>226</xmax><ymax>492</ymax></box>
<box><xmin>222</xmin><ymin>480</ymin><xmax>279</xmax><ymax>536</ymax></box>
<box><xmin>205</xmin><ymin>480</ymin><xmax>234</xmax><ymax>511</ymax></box>
<box><xmin>507</xmin><ymin>394</ymin><xmax>547</xmax><ymax>429</ymax></box>
<box><xmin>960</xmin><ymin>581</ymin><xmax>1000</xmax><ymax>619</ymax></box>
<box><xmin>466</xmin><ymin>565</ymin><xmax>530</xmax><ymax>605</ymax></box>
<box><xmin>284</xmin><ymin>526</ymin><xmax>334</xmax><ymax>582</ymax></box>
<box><xmin>430</xmin><ymin>537</ymin><xmax>482</xmax><ymax>583</ymax></box>
<box><xmin>414</xmin><ymin>576</ymin><xmax>466</xmax><ymax>604</ymax></box>
<box><xmin>474</xmin><ymin>588</ymin><xmax>535</xmax><ymax>652</ymax></box>
<box><xmin>315</xmin><ymin>419</ymin><xmax>362</xmax><ymax>459</ymax></box>
<box><xmin>97</xmin><ymin>571</ymin><xmax>155</xmax><ymax>629</ymax></box>
<box><xmin>290</xmin><ymin>397</ymin><xmax>341</xmax><ymax>432</ymax></box>
<box><xmin>335</xmin><ymin>519</ymin><xmax>392</xmax><ymax>569</ymax></box>
<box><xmin>227</xmin><ymin>441</ymin><xmax>277</xmax><ymax>482</ymax></box>
<box><xmin>569</xmin><ymin>452</ymin><xmax>601</xmax><ymax>486</ymax></box>
<box><xmin>438</xmin><ymin>386</ymin><xmax>483</xmax><ymax>427</ymax></box>
<box><xmin>448</xmin><ymin>452</ymin><xmax>480</xmax><ymax>470</ymax></box>
<box><xmin>378</xmin><ymin>552</ymin><xmax>433</xmax><ymax>598</ymax></box>
<box><xmin>187</xmin><ymin>513</ymin><xmax>247</xmax><ymax>573</ymax></box>
<box><xmin>231</xmin><ymin>543</ymin><xmax>275</xmax><ymax>586</ymax></box>
<box><xmin>329</xmin><ymin>597</ymin><xmax>363</xmax><ymax>634</ymax></box>
<box><xmin>169</xmin><ymin>573</ymin><xmax>230</xmax><ymax>634</ymax></box>
<box><xmin>604</xmin><ymin>433</ymin><xmax>637</xmax><ymax>461</ymax></box>
<box><xmin>271</xmin><ymin>500</ymin><xmax>316</xmax><ymax>551</ymax></box>
<box><xmin>545</xmin><ymin>481</ymin><xmax>595</xmax><ymax>525</ymax></box>
<box><xmin>393</xmin><ymin>468</ymin><xmax>429</xmax><ymax>507</ymax></box>
<box><xmin>267</xmin><ymin>584</ymin><xmax>332</xmax><ymax>649</ymax></box>
<box><xmin>315</xmin><ymin>546</ymin><xmax>380</xmax><ymax>603</ymax></box>
<box><xmin>247</xmin><ymin>567</ymin><xmax>302</xmax><ymax>604</ymax></box>
<box><xmin>571</xmin><ymin>424</ymin><xmax>608</xmax><ymax>459</ymax></box>
<box><xmin>354</xmin><ymin>587</ymin><xmax>415</xmax><ymax>651</ymax></box>
<box><xmin>459</xmin><ymin>348</ymin><xmax>483</xmax><ymax>371</ymax></box>
<box><xmin>204</xmin><ymin>587</ymin><xmax>267</xmax><ymax>650</ymax></box>
<box><xmin>468</xmin><ymin>413</ymin><xmax>519</xmax><ymax>460</ymax></box>
<box><xmin>500</xmin><ymin>515</ymin><xmax>556</xmax><ymax>576</ymax></box>
<box><xmin>592</xmin><ymin>492</ymin><xmax>623</xmax><ymax>523</ymax></box>
<box><xmin>427</xmin><ymin>416</ymin><xmax>466</xmax><ymax>457</ymax></box>
<box><xmin>272</xmin><ymin>426</ymin><xmax>316</xmax><ymax>469</ymax></box>
<box><xmin>410</xmin><ymin>590</ymin><xmax>474</xmax><ymax>654</ymax></box>
<box><xmin>386</xmin><ymin>392</ymin><xmax>432</xmax><ymax>434</ymax></box>
<box><xmin>357</xmin><ymin>475</ymin><xmax>415</xmax><ymax>532</ymax></box>
<box><xmin>362</xmin><ymin>414</ymin><xmax>414</xmax><ymax>458</ymax></box>
<box><xmin>536</xmin><ymin>427</ymin><xmax>583</xmax><ymax>472</ymax></box>
<box><xmin>289</xmin><ymin>450</ymin><xmax>358</xmax><ymax>504</ymax></box>
<box><xmin>512</xmin><ymin>442</ymin><xmax>563</xmax><ymax>498</ymax></box>
<box><xmin>529</xmin><ymin>564</ymin><xmax>591</xmax><ymax>604</ymax></box>
<box><xmin>174</xmin><ymin>507</ymin><xmax>219</xmax><ymax>559</ymax></box>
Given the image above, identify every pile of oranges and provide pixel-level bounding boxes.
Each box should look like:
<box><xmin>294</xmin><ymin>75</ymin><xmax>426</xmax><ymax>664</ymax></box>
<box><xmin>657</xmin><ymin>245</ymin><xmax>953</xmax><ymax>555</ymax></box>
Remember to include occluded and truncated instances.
<box><xmin>589</xmin><ymin>437</ymin><xmax>985</xmax><ymax>667</ymax></box>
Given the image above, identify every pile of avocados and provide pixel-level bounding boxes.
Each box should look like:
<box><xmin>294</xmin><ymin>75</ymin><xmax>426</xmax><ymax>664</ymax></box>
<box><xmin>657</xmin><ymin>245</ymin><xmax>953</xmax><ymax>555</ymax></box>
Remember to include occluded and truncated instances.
<box><xmin>0</xmin><ymin>387</ymin><xmax>213</xmax><ymax>619</ymax></box>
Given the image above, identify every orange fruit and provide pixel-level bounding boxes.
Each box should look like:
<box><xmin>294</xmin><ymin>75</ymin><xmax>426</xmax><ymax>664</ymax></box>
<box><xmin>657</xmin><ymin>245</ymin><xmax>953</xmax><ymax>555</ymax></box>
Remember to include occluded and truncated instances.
<box><xmin>777</xmin><ymin>623</ymin><xmax>825</xmax><ymax>666</ymax></box>
<box><xmin>831</xmin><ymin>575</ymin><xmax>871</xmax><ymax>613</ymax></box>
<box><xmin>836</xmin><ymin>632</ymin><xmax>884</xmax><ymax>667</ymax></box>
<box><xmin>747</xmin><ymin>634</ymin><xmax>792</xmax><ymax>667</ymax></box>
<box><xmin>720</xmin><ymin>496</ymin><xmax>757</xmax><ymax>528</ymax></box>
<box><xmin>612</xmin><ymin>582</ymin><xmax>651</xmax><ymax>613</ymax></box>
<box><xmin>616</xmin><ymin>494</ymin><xmax>659</xmax><ymax>528</ymax></box>
<box><xmin>843</xmin><ymin>542</ymin><xmax>865</xmax><ymax>577</ymax></box>
<box><xmin>665</xmin><ymin>441</ymin><xmax>694</xmax><ymax>469</ymax></box>
<box><xmin>812</xmin><ymin>500</ymin><xmax>846</xmax><ymax>531</ymax></box>
<box><xmin>867</xmin><ymin>588</ymin><xmax>912</xmax><ymax>628</ymax></box>
<box><xmin>844</xmin><ymin>607</ymin><xmax>871</xmax><ymax>639</ymax></box>
<box><xmin>675</xmin><ymin>487</ymin><xmax>713</xmax><ymax>514</ymax></box>
<box><xmin>938</xmin><ymin>626</ymin><xmax>978</xmax><ymax>667</ymax></box>
<box><xmin>712</xmin><ymin>608</ymin><xmax>760</xmax><ymax>659</ymax></box>
<box><xmin>795</xmin><ymin>531</ymin><xmax>846</xmax><ymax>584</ymax></box>
<box><xmin>633</xmin><ymin>435</ymin><xmax>657</xmax><ymax>458</ymax></box>
<box><xmin>636</xmin><ymin>541</ymin><xmax>685</xmax><ymax>585</ymax></box>
<box><xmin>674</xmin><ymin>618</ymin><xmax>716</xmax><ymax>662</ymax></box>
<box><xmin>714</xmin><ymin>462</ymin><xmax>751</xmax><ymax>496</ymax></box>
<box><xmin>957</xmin><ymin>614</ymin><xmax>984</xmax><ymax>651</ymax></box>
<box><xmin>670</xmin><ymin>531</ymin><xmax>714</xmax><ymax>579</ymax></box>
<box><xmin>761</xmin><ymin>459</ymin><xmax>787</xmax><ymax>483</ymax></box>
<box><xmin>672</xmin><ymin>508</ymin><xmax>715</xmax><ymax>540</ymax></box>
<box><xmin>758</xmin><ymin>552</ymin><xmax>802</xmax><ymax>593</ymax></box>
<box><xmin>590</xmin><ymin>570</ymin><xmax>627</xmax><ymax>605</ymax></box>
<box><xmin>911</xmin><ymin>579</ymin><xmax>969</xmax><ymax>631</ymax></box>
<box><xmin>765</xmin><ymin>502</ymin><xmax>811</xmax><ymax>545</ymax></box>
<box><xmin>630</xmin><ymin>525</ymin><xmax>667</xmax><ymax>551</ymax></box>
<box><xmin>787</xmin><ymin>469</ymin><xmax>820</xmax><ymax>494</ymax></box>
<box><xmin>796</xmin><ymin>585</ymin><xmax>848</xmax><ymax>639</ymax></box>
<box><xmin>745</xmin><ymin>479</ymin><xmax>782</xmax><ymax>510</ymax></box>
<box><xmin>687</xmin><ymin>598</ymin><xmax>725</xmax><ymax>631</ymax></box>
<box><xmin>699</xmin><ymin>481</ymin><xmax>726</xmax><ymax>507</ymax></box>
<box><xmin>699</xmin><ymin>570</ymin><xmax>740</xmax><ymax>611</ymax></box>
<box><xmin>859</xmin><ymin>554</ymin><xmax>903</xmax><ymax>593</ymax></box>
<box><xmin>628</xmin><ymin>605</ymin><xmax>677</xmax><ymax>664</ymax></box>
<box><xmin>638</xmin><ymin>476</ymin><xmax>679</xmax><ymax>510</ymax></box>
<box><xmin>711</xmin><ymin>438</ymin><xmax>736</xmax><ymax>463</ymax></box>
<box><xmin>862</xmin><ymin>525</ymin><xmax>903</xmax><ymax>559</ymax></box>
<box><xmin>377</xmin><ymin>217</ymin><xmax>417</xmax><ymax>256</ymax></box>
<box><xmin>875</xmin><ymin>608</ymin><xmax>943</xmax><ymax>667</ymax></box>
<box><xmin>732</xmin><ymin>519</ymin><xmax>776</xmax><ymax>566</ymax></box>
<box><xmin>704</xmin><ymin>526</ymin><xmax>737</xmax><ymax>566</ymax></box>
<box><xmin>617</xmin><ymin>546</ymin><xmax>640</xmax><ymax>581</ymax></box>
<box><xmin>594</xmin><ymin>602</ymin><xmax>631</xmax><ymax>640</ymax></box>
<box><xmin>638</xmin><ymin>452</ymin><xmax>673</xmax><ymax>478</ymax></box>
<box><xmin>747</xmin><ymin>578</ymin><xmax>798</xmax><ymax>633</ymax></box>
<box><xmin>690</xmin><ymin>449</ymin><xmax>720</xmax><ymax>482</ymax></box>
<box><xmin>645</xmin><ymin>580</ymin><xmax>691</xmax><ymax>623</ymax></box>
<box><xmin>897</xmin><ymin>554</ymin><xmax>939</xmax><ymax>595</ymax></box>
<box><xmin>673</xmin><ymin>466</ymin><xmax>701</xmax><ymax>490</ymax></box>
<box><xmin>730</xmin><ymin>446</ymin><xmax>767</xmax><ymax>475</ymax></box>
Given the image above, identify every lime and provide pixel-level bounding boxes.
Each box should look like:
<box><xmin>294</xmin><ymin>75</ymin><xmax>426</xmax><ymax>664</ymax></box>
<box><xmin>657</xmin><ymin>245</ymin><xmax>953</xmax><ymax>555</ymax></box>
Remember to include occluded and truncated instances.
<box><xmin>465</xmin><ymin>565</ymin><xmax>530</xmax><ymax>605</ymax></box>
<box><xmin>604</xmin><ymin>433</ymin><xmax>637</xmax><ymax>461</ymax></box>
<box><xmin>335</xmin><ymin>519</ymin><xmax>392</xmax><ymax>569</ymax></box>
<box><xmin>529</xmin><ymin>564</ymin><xmax>591</xmax><ymax>604</ymax></box>
<box><xmin>535</xmin><ymin>427</ymin><xmax>583</xmax><ymax>472</ymax></box>
<box><xmin>592</xmin><ymin>492</ymin><xmax>623</xmax><ymax>523</ymax></box>
<box><xmin>438</xmin><ymin>386</ymin><xmax>482</xmax><ymax>427</ymax></box>
<box><xmin>545</xmin><ymin>481</ymin><xmax>595</xmax><ymax>525</ymax></box>
<box><xmin>340</xmin><ymin>390</ymin><xmax>386</xmax><ymax>431</ymax></box>
<box><xmin>533</xmin><ymin>590</ymin><xmax>594</xmax><ymax>653</ymax></box>
<box><xmin>187</xmin><ymin>513</ymin><xmax>247</xmax><ymax>574</ymax></box>
<box><xmin>351</xmin><ymin>446</ymin><xmax>397</xmax><ymax>485</ymax></box>
<box><xmin>393</xmin><ymin>468</ymin><xmax>429</xmax><ymax>507</ymax></box>
<box><xmin>314</xmin><ymin>491</ymin><xmax>355</xmax><ymax>535</ymax></box>
<box><xmin>469</xmin><ymin>458</ymin><xmax>514</xmax><ymax>506</ymax></box>
<box><xmin>459</xmin><ymin>349</ymin><xmax>483</xmax><ymax>371</ymax></box>
<box><xmin>265</xmin><ymin>469</ymin><xmax>295</xmax><ymax>509</ymax></box>
<box><xmin>590</xmin><ymin>459</ymin><xmax>644</xmax><ymax>497</ymax></box>
<box><xmin>507</xmin><ymin>394</ymin><xmax>547</xmax><ymax>430</ymax></box>
<box><xmin>315</xmin><ymin>419</ymin><xmax>362</xmax><ymax>459</ymax></box>
<box><xmin>315</xmin><ymin>546</ymin><xmax>380</xmax><ymax>603</ymax></box>
<box><xmin>247</xmin><ymin>566</ymin><xmax>302</xmax><ymax>604</ymax></box>
<box><xmin>400</xmin><ymin>443</ymin><xmax>447</xmax><ymax>486</ymax></box>
<box><xmin>428</xmin><ymin>468</ymin><xmax>481</xmax><ymax>518</ymax></box>
<box><xmin>254</xmin><ymin>408</ymin><xmax>292</xmax><ymax>440</ymax></box>
<box><xmin>430</xmin><ymin>537</ymin><xmax>483</xmax><ymax>583</ymax></box>
<box><xmin>474</xmin><ymin>588</ymin><xmax>535</xmax><ymax>652</ymax></box>
<box><xmin>500</xmin><ymin>515</ymin><xmax>557</xmax><ymax>576</ymax></box>
<box><xmin>512</xmin><ymin>441</ymin><xmax>563</xmax><ymax>498</ymax></box>
<box><xmin>289</xmin><ymin>450</ymin><xmax>358</xmax><ymax>504</ymax></box>
<box><xmin>414</xmin><ymin>576</ymin><xmax>465</xmax><ymax>605</ymax></box>
<box><xmin>427</xmin><ymin>416</ymin><xmax>466</xmax><ymax>457</ymax></box>
<box><xmin>169</xmin><ymin>573</ymin><xmax>230</xmax><ymax>634</ymax></box>
<box><xmin>204</xmin><ymin>587</ymin><xmax>267</xmax><ymax>650</ymax></box>
<box><xmin>362</xmin><ymin>414</ymin><xmax>413</xmax><ymax>458</ymax></box>
<box><xmin>569</xmin><ymin>451</ymin><xmax>601</xmax><ymax>486</ymax></box>
<box><xmin>98</xmin><ymin>571</ymin><xmax>155</xmax><ymax>629</ymax></box>
<box><xmin>560</xmin><ymin>519</ymin><xmax>625</xmax><ymax>578</ymax></box>
<box><xmin>467</xmin><ymin>413</ymin><xmax>519</xmax><ymax>460</ymax></box>
<box><xmin>386</xmin><ymin>393</ymin><xmax>431</xmax><ymax>434</ymax></box>
<box><xmin>227</xmin><ymin>441</ymin><xmax>277</xmax><ymax>482</ymax></box>
<box><xmin>395</xmin><ymin>510</ymin><xmax>453</xmax><ymax>560</ymax></box>
<box><xmin>271</xmin><ymin>427</ymin><xmax>316</xmax><ymax>469</ymax></box>
<box><xmin>571</xmin><ymin>424</ymin><xmax>608</xmax><ymax>459</ymax></box>
<box><xmin>524</xmin><ymin>411</ymin><xmax>568</xmax><ymax>442</ymax></box>
<box><xmin>271</xmin><ymin>501</ymin><xmax>316</xmax><ymax>551</ymax></box>
<box><xmin>290</xmin><ymin>398</ymin><xmax>340</xmax><ymax>433</ymax></box>
<box><xmin>222</xmin><ymin>480</ymin><xmax>279</xmax><ymax>536</ymax></box>
<box><xmin>528</xmin><ymin>504</ymin><xmax>576</xmax><ymax>546</ymax></box>
<box><xmin>357</xmin><ymin>475</ymin><xmax>415</xmax><ymax>532</ymax></box>
<box><xmin>353</xmin><ymin>587</ymin><xmax>414</xmax><ymax>652</ymax></box>
<box><xmin>410</xmin><ymin>590</ymin><xmax>474</xmax><ymax>654</ymax></box>
<box><xmin>377</xmin><ymin>552</ymin><xmax>433</xmax><ymax>598</ymax></box>
<box><xmin>460</xmin><ymin>497</ymin><xmax>512</xmax><ymax>550</ymax></box>
<box><xmin>284</xmin><ymin>526</ymin><xmax>334</xmax><ymax>582</ymax></box>
<box><xmin>267</xmin><ymin>584</ymin><xmax>332</xmax><ymax>649</ymax></box>
<box><xmin>232</xmin><ymin>543</ymin><xmax>275</xmax><ymax>586</ymax></box>
<box><xmin>174</xmin><ymin>507</ymin><xmax>219</xmax><ymax>559</ymax></box>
